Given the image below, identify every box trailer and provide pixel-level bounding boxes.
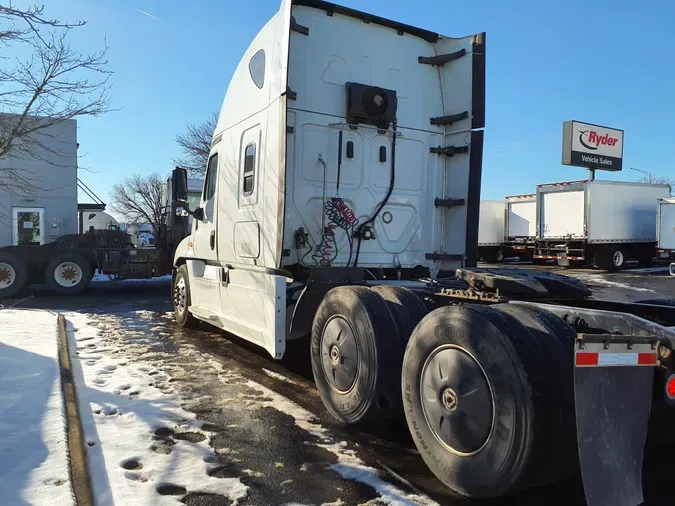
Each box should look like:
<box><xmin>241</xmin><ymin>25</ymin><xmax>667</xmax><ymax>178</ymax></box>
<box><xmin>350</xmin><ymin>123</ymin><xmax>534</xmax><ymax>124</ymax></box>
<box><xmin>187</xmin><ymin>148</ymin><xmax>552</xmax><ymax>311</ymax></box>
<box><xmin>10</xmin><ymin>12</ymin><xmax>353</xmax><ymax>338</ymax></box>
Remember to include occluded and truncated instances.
<box><xmin>535</xmin><ymin>180</ymin><xmax>670</xmax><ymax>270</ymax></box>
<box><xmin>656</xmin><ymin>197</ymin><xmax>675</xmax><ymax>275</ymax></box>
<box><xmin>477</xmin><ymin>200</ymin><xmax>505</xmax><ymax>262</ymax></box>
<box><xmin>504</xmin><ymin>193</ymin><xmax>536</xmax><ymax>260</ymax></box>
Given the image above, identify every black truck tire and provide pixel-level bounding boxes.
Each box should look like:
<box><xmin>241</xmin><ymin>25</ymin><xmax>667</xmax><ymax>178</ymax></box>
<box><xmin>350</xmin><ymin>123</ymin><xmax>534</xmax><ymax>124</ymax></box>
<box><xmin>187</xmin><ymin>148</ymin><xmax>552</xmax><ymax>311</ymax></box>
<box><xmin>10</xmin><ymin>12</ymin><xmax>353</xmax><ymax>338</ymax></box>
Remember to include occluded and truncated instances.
<box><xmin>594</xmin><ymin>246</ymin><xmax>626</xmax><ymax>272</ymax></box>
<box><xmin>173</xmin><ymin>265</ymin><xmax>200</xmax><ymax>329</ymax></box>
<box><xmin>0</xmin><ymin>253</ymin><xmax>28</xmax><ymax>299</ymax></box>
<box><xmin>370</xmin><ymin>285</ymin><xmax>428</xmax><ymax>350</ymax></box>
<box><xmin>311</xmin><ymin>286</ymin><xmax>402</xmax><ymax>426</ymax></box>
<box><xmin>401</xmin><ymin>304</ymin><xmax>575</xmax><ymax>498</ymax></box>
<box><xmin>45</xmin><ymin>253</ymin><xmax>92</xmax><ymax>295</ymax></box>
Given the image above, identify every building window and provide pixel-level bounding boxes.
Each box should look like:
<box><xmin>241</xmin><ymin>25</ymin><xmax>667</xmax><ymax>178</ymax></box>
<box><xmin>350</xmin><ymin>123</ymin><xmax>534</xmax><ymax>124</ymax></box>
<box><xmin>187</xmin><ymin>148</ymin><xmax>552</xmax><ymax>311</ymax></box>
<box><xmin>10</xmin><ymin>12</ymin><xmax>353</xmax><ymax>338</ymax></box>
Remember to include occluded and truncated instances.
<box><xmin>203</xmin><ymin>154</ymin><xmax>218</xmax><ymax>202</ymax></box>
<box><xmin>249</xmin><ymin>49</ymin><xmax>265</xmax><ymax>89</ymax></box>
<box><xmin>243</xmin><ymin>144</ymin><xmax>256</xmax><ymax>196</ymax></box>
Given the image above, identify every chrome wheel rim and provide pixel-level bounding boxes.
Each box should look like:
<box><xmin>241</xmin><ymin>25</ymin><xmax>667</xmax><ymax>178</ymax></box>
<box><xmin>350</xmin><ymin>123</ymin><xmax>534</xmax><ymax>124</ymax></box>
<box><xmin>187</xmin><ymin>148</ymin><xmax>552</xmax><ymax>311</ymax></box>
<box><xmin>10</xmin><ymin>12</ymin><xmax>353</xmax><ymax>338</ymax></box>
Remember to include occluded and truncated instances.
<box><xmin>54</xmin><ymin>262</ymin><xmax>83</xmax><ymax>287</ymax></box>
<box><xmin>0</xmin><ymin>262</ymin><xmax>16</xmax><ymax>288</ymax></box>
<box><xmin>173</xmin><ymin>276</ymin><xmax>187</xmax><ymax>315</ymax></box>
<box><xmin>420</xmin><ymin>345</ymin><xmax>495</xmax><ymax>456</ymax></box>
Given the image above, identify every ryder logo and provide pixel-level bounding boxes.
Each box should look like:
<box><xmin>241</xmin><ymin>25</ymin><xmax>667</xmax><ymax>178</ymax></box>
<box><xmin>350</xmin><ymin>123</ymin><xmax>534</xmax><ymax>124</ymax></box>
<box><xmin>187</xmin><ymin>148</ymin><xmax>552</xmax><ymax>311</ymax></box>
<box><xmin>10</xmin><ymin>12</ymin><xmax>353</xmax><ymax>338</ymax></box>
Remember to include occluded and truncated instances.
<box><xmin>579</xmin><ymin>130</ymin><xmax>619</xmax><ymax>150</ymax></box>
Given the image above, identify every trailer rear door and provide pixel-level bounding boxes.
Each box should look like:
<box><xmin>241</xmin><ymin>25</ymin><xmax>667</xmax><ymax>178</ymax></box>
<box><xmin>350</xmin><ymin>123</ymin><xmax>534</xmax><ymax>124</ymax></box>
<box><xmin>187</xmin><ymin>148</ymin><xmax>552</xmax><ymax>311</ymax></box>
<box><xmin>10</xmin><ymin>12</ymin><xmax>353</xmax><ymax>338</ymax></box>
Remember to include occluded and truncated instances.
<box><xmin>659</xmin><ymin>200</ymin><xmax>675</xmax><ymax>250</ymax></box>
<box><xmin>507</xmin><ymin>200</ymin><xmax>536</xmax><ymax>239</ymax></box>
<box><xmin>539</xmin><ymin>189</ymin><xmax>585</xmax><ymax>239</ymax></box>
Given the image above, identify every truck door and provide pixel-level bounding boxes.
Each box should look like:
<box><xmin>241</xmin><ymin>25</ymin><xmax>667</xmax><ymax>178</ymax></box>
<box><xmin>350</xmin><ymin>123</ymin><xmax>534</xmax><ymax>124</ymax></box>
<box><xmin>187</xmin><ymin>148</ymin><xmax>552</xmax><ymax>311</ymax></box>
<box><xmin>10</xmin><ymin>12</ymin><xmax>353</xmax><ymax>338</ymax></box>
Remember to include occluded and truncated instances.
<box><xmin>191</xmin><ymin>152</ymin><xmax>221</xmax><ymax>312</ymax></box>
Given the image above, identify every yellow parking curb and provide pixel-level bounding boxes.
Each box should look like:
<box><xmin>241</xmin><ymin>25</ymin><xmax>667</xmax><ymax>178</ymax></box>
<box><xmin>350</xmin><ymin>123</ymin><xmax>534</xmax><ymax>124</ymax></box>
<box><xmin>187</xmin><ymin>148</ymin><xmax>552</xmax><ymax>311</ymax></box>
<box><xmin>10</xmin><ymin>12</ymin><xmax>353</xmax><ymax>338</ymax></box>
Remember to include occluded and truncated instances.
<box><xmin>57</xmin><ymin>313</ymin><xmax>93</xmax><ymax>506</ymax></box>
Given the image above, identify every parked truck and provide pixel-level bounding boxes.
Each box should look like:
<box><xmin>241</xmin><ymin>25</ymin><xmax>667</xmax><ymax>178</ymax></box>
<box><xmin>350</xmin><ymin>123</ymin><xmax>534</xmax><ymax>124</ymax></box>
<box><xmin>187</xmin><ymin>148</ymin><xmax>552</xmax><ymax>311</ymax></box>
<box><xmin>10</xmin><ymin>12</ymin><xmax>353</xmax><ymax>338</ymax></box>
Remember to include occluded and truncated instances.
<box><xmin>166</xmin><ymin>2</ymin><xmax>675</xmax><ymax>505</ymax></box>
<box><xmin>478</xmin><ymin>194</ymin><xmax>537</xmax><ymax>263</ymax></box>
<box><xmin>477</xmin><ymin>200</ymin><xmax>505</xmax><ymax>262</ymax></box>
<box><xmin>657</xmin><ymin>198</ymin><xmax>675</xmax><ymax>273</ymax></box>
<box><xmin>0</xmin><ymin>174</ymin><xmax>203</xmax><ymax>297</ymax></box>
<box><xmin>504</xmin><ymin>193</ymin><xmax>537</xmax><ymax>261</ymax></box>
<box><xmin>534</xmin><ymin>179</ymin><xmax>669</xmax><ymax>270</ymax></box>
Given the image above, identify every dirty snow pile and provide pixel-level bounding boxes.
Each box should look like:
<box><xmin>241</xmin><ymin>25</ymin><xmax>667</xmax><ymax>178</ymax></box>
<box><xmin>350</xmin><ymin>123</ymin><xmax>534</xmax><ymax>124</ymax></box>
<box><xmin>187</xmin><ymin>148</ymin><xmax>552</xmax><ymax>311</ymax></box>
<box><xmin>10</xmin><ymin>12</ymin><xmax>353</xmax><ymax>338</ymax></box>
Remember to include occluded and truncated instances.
<box><xmin>64</xmin><ymin>312</ymin><xmax>248</xmax><ymax>505</ymax></box>
<box><xmin>0</xmin><ymin>309</ymin><xmax>74</xmax><ymax>505</ymax></box>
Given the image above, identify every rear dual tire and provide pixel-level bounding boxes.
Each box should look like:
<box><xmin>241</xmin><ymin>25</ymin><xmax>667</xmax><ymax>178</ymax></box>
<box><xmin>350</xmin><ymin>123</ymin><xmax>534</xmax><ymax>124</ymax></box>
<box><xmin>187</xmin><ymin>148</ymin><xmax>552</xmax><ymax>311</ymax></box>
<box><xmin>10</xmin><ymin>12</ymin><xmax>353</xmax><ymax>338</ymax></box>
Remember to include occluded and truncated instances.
<box><xmin>401</xmin><ymin>303</ymin><xmax>577</xmax><ymax>498</ymax></box>
<box><xmin>310</xmin><ymin>285</ymin><xmax>427</xmax><ymax>426</ymax></box>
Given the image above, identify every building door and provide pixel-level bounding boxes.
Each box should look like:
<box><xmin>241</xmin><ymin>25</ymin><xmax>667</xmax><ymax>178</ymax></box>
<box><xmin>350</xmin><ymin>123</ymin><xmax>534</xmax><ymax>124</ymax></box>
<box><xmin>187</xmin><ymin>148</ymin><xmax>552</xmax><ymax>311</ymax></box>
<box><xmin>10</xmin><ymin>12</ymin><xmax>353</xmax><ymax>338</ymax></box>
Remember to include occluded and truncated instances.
<box><xmin>12</xmin><ymin>207</ymin><xmax>45</xmax><ymax>245</ymax></box>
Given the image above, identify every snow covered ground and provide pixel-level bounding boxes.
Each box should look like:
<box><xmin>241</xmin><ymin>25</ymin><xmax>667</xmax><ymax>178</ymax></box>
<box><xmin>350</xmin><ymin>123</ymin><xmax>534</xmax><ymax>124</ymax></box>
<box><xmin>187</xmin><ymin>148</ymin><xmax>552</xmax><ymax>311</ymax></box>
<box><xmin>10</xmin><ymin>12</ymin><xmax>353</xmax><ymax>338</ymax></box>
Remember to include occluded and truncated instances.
<box><xmin>0</xmin><ymin>309</ymin><xmax>74</xmax><ymax>506</ymax></box>
<box><xmin>91</xmin><ymin>274</ymin><xmax>172</xmax><ymax>283</ymax></box>
<box><xmin>64</xmin><ymin>312</ymin><xmax>248</xmax><ymax>505</ymax></box>
<box><xmin>63</xmin><ymin>310</ymin><xmax>437</xmax><ymax>506</ymax></box>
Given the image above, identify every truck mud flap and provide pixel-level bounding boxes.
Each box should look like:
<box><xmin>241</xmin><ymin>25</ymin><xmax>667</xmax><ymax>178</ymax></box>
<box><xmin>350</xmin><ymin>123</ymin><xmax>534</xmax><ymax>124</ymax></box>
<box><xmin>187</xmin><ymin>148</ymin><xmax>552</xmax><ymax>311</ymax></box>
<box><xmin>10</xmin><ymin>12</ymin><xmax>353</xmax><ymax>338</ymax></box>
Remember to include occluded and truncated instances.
<box><xmin>574</xmin><ymin>338</ymin><xmax>656</xmax><ymax>506</ymax></box>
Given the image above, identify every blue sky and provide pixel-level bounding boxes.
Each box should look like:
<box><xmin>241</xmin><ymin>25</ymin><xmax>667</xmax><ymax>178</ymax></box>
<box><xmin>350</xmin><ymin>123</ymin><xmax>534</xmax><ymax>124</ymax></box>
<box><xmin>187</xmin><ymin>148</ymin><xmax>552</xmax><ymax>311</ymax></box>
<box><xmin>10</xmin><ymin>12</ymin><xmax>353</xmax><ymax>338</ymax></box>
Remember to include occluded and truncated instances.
<box><xmin>45</xmin><ymin>0</ymin><xmax>674</xmax><ymax>204</ymax></box>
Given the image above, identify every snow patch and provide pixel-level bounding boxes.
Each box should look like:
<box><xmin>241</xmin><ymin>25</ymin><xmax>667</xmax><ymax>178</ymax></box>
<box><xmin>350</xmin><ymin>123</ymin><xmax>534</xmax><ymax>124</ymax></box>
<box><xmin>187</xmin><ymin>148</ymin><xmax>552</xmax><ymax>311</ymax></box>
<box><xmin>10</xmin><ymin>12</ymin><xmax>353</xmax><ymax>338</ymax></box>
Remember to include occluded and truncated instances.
<box><xmin>0</xmin><ymin>309</ymin><xmax>74</xmax><ymax>505</ymax></box>
<box><xmin>92</xmin><ymin>274</ymin><xmax>172</xmax><ymax>283</ymax></box>
<box><xmin>583</xmin><ymin>276</ymin><xmax>655</xmax><ymax>292</ymax></box>
<box><xmin>64</xmin><ymin>312</ymin><xmax>248</xmax><ymax>506</ymax></box>
<box><xmin>262</xmin><ymin>368</ymin><xmax>298</xmax><ymax>384</ymax></box>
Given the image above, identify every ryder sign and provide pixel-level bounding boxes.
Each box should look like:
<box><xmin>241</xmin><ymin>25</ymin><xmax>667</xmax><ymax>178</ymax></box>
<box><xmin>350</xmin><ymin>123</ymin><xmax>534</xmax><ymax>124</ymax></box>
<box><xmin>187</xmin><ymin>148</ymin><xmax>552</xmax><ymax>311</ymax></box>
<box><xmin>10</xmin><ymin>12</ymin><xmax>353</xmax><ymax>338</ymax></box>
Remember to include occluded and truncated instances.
<box><xmin>562</xmin><ymin>121</ymin><xmax>624</xmax><ymax>171</ymax></box>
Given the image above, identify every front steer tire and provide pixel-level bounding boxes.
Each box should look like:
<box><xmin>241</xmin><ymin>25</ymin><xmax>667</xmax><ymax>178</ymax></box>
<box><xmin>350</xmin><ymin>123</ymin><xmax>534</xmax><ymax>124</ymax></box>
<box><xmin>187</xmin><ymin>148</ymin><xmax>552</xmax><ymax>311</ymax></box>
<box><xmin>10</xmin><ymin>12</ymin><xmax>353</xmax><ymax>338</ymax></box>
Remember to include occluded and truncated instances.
<box><xmin>173</xmin><ymin>265</ymin><xmax>200</xmax><ymax>329</ymax></box>
<box><xmin>401</xmin><ymin>304</ymin><xmax>576</xmax><ymax>499</ymax></box>
<box><xmin>311</xmin><ymin>286</ymin><xmax>403</xmax><ymax>426</ymax></box>
<box><xmin>45</xmin><ymin>253</ymin><xmax>92</xmax><ymax>295</ymax></box>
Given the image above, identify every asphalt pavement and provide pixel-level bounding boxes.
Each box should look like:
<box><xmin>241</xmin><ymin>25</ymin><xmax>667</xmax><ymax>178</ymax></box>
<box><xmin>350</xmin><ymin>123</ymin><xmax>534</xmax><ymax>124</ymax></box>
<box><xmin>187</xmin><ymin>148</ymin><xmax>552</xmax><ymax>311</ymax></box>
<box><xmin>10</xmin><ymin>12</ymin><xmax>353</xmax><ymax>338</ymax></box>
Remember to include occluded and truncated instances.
<box><xmin>5</xmin><ymin>267</ymin><xmax>675</xmax><ymax>505</ymax></box>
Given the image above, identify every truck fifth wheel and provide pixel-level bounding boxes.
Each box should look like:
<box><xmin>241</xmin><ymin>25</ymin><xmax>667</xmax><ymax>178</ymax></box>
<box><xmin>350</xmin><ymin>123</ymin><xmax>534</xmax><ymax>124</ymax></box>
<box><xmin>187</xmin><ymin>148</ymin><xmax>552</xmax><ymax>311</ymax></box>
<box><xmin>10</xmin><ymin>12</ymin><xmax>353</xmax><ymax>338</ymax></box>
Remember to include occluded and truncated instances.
<box><xmin>169</xmin><ymin>1</ymin><xmax>675</xmax><ymax>504</ymax></box>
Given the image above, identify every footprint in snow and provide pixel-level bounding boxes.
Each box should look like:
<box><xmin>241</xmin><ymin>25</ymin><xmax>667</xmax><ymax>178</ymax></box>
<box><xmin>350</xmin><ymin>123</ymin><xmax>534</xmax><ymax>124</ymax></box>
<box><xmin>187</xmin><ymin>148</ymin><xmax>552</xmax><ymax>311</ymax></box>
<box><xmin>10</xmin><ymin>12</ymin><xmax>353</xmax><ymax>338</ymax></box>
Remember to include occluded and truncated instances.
<box><xmin>85</xmin><ymin>359</ymin><xmax>99</xmax><ymax>366</ymax></box>
<box><xmin>156</xmin><ymin>484</ymin><xmax>186</xmax><ymax>496</ymax></box>
<box><xmin>92</xmin><ymin>378</ymin><xmax>107</xmax><ymax>386</ymax></box>
<box><xmin>124</xmin><ymin>471</ymin><xmax>150</xmax><ymax>483</ymax></box>
<box><xmin>103</xmin><ymin>405</ymin><xmax>119</xmax><ymax>416</ymax></box>
<box><xmin>104</xmin><ymin>364</ymin><xmax>117</xmax><ymax>371</ymax></box>
<box><xmin>120</xmin><ymin>458</ymin><xmax>143</xmax><ymax>470</ymax></box>
<box><xmin>114</xmin><ymin>384</ymin><xmax>131</xmax><ymax>395</ymax></box>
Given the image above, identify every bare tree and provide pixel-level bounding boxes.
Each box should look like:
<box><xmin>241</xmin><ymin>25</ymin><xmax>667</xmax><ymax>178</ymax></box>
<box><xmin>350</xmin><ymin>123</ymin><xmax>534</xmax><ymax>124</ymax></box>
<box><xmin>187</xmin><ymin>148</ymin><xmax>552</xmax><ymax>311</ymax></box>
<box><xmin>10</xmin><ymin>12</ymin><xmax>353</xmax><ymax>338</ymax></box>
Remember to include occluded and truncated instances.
<box><xmin>110</xmin><ymin>173</ymin><xmax>164</xmax><ymax>236</ymax></box>
<box><xmin>0</xmin><ymin>4</ymin><xmax>112</xmax><ymax>193</ymax></box>
<box><xmin>173</xmin><ymin>111</ymin><xmax>218</xmax><ymax>176</ymax></box>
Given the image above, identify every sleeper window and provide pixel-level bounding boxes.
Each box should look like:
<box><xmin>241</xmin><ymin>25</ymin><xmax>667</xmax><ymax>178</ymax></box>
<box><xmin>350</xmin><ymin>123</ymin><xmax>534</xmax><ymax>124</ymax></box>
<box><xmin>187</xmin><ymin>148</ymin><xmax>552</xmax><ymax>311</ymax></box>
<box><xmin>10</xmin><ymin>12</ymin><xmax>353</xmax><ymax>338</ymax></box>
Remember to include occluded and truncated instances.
<box><xmin>249</xmin><ymin>49</ymin><xmax>265</xmax><ymax>89</ymax></box>
<box><xmin>243</xmin><ymin>144</ymin><xmax>256</xmax><ymax>196</ymax></box>
<box><xmin>203</xmin><ymin>154</ymin><xmax>218</xmax><ymax>202</ymax></box>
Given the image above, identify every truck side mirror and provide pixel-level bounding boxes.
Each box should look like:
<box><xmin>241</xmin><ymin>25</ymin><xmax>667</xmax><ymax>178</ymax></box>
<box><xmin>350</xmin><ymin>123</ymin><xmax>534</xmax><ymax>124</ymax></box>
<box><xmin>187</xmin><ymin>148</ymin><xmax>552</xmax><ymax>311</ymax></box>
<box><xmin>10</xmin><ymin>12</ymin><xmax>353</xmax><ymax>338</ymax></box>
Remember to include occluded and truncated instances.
<box><xmin>172</xmin><ymin>166</ymin><xmax>189</xmax><ymax>203</ymax></box>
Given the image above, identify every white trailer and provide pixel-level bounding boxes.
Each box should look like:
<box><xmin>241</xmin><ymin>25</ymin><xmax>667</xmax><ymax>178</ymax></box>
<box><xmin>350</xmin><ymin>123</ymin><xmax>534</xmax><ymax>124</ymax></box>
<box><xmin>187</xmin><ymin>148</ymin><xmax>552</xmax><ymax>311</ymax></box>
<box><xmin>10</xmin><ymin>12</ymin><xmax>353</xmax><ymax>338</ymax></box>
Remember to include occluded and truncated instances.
<box><xmin>477</xmin><ymin>200</ymin><xmax>505</xmax><ymax>262</ymax></box>
<box><xmin>535</xmin><ymin>180</ymin><xmax>670</xmax><ymax>270</ymax></box>
<box><xmin>504</xmin><ymin>193</ymin><xmax>536</xmax><ymax>260</ymax></box>
<box><xmin>656</xmin><ymin>198</ymin><xmax>675</xmax><ymax>274</ymax></box>
<box><xmin>166</xmin><ymin>2</ymin><xmax>675</xmax><ymax>504</ymax></box>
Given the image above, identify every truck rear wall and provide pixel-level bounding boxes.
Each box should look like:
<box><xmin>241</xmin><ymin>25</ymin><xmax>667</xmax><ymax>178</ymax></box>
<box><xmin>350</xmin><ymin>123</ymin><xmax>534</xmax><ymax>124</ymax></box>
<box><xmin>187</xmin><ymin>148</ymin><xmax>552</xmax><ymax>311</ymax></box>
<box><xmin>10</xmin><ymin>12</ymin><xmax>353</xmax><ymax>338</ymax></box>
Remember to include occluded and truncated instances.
<box><xmin>588</xmin><ymin>182</ymin><xmax>670</xmax><ymax>243</ymax></box>
<box><xmin>539</xmin><ymin>189</ymin><xmax>585</xmax><ymax>239</ymax></box>
<box><xmin>478</xmin><ymin>201</ymin><xmax>505</xmax><ymax>245</ymax></box>
<box><xmin>658</xmin><ymin>199</ymin><xmax>675</xmax><ymax>250</ymax></box>
<box><xmin>506</xmin><ymin>199</ymin><xmax>536</xmax><ymax>239</ymax></box>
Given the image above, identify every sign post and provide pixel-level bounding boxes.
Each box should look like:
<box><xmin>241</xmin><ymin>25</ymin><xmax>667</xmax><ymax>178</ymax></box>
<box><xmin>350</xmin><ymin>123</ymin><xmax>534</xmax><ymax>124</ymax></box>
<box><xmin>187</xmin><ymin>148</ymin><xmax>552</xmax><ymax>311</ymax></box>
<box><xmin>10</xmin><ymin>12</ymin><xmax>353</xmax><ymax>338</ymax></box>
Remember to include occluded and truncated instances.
<box><xmin>562</xmin><ymin>121</ymin><xmax>624</xmax><ymax>180</ymax></box>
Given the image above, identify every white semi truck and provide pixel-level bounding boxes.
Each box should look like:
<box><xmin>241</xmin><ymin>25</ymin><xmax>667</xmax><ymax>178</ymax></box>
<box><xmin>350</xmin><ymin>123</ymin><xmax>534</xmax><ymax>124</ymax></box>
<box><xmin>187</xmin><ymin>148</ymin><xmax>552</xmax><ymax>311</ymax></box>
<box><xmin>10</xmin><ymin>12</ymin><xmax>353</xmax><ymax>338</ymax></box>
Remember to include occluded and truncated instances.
<box><xmin>167</xmin><ymin>2</ymin><xmax>675</xmax><ymax>505</ymax></box>
<box><xmin>534</xmin><ymin>179</ymin><xmax>670</xmax><ymax>270</ymax></box>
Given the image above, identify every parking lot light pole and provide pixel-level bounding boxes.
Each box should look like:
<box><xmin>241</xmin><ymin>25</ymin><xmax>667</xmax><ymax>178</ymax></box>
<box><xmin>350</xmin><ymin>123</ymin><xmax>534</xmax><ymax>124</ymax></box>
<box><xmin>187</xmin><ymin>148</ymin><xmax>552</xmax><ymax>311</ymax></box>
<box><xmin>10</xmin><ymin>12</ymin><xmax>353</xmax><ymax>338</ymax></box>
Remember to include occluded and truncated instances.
<box><xmin>630</xmin><ymin>167</ymin><xmax>653</xmax><ymax>184</ymax></box>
